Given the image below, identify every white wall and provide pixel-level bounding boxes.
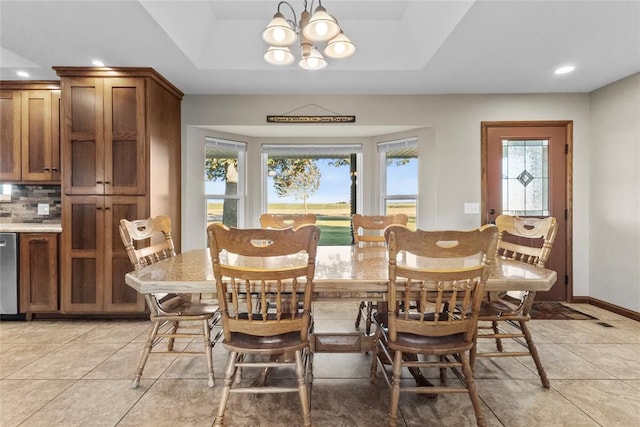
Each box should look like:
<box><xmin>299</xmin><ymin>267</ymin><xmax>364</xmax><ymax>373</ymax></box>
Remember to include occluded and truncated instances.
<box><xmin>589</xmin><ymin>73</ymin><xmax>640</xmax><ymax>311</ymax></box>
<box><xmin>182</xmin><ymin>92</ymin><xmax>597</xmax><ymax>301</ymax></box>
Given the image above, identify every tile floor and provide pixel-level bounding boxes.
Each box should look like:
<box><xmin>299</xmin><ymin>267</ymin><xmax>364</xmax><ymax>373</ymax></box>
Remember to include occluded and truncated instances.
<box><xmin>1</xmin><ymin>302</ymin><xmax>639</xmax><ymax>427</ymax></box>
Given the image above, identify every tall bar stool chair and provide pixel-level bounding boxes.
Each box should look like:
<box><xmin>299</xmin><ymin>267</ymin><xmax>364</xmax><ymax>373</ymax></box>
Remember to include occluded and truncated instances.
<box><xmin>119</xmin><ymin>215</ymin><xmax>220</xmax><ymax>388</ymax></box>
<box><xmin>370</xmin><ymin>225</ymin><xmax>497</xmax><ymax>427</ymax></box>
<box><xmin>207</xmin><ymin>223</ymin><xmax>320</xmax><ymax>427</ymax></box>
<box><xmin>352</xmin><ymin>213</ymin><xmax>408</xmax><ymax>334</ymax></box>
<box><xmin>259</xmin><ymin>213</ymin><xmax>317</xmax><ymax>229</ymax></box>
<box><xmin>470</xmin><ymin>214</ymin><xmax>558</xmax><ymax>388</ymax></box>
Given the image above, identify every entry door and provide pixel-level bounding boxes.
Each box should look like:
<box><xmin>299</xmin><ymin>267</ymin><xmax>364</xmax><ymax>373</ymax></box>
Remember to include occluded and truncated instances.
<box><xmin>481</xmin><ymin>121</ymin><xmax>572</xmax><ymax>301</ymax></box>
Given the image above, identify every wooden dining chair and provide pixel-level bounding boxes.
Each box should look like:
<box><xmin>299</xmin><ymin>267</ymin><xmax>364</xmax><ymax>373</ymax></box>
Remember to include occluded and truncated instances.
<box><xmin>259</xmin><ymin>213</ymin><xmax>317</xmax><ymax>229</ymax></box>
<box><xmin>471</xmin><ymin>214</ymin><xmax>558</xmax><ymax>388</ymax></box>
<box><xmin>119</xmin><ymin>215</ymin><xmax>220</xmax><ymax>389</ymax></box>
<box><xmin>352</xmin><ymin>213</ymin><xmax>408</xmax><ymax>335</ymax></box>
<box><xmin>207</xmin><ymin>223</ymin><xmax>320</xmax><ymax>427</ymax></box>
<box><xmin>370</xmin><ymin>225</ymin><xmax>497</xmax><ymax>427</ymax></box>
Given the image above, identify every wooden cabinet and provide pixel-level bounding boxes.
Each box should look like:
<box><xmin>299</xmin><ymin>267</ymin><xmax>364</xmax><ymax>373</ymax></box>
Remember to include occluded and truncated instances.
<box><xmin>19</xmin><ymin>233</ymin><xmax>58</xmax><ymax>313</ymax></box>
<box><xmin>0</xmin><ymin>90</ymin><xmax>21</xmax><ymax>180</ymax></box>
<box><xmin>61</xmin><ymin>196</ymin><xmax>146</xmax><ymax>313</ymax></box>
<box><xmin>60</xmin><ymin>77</ymin><xmax>145</xmax><ymax>195</ymax></box>
<box><xmin>55</xmin><ymin>67</ymin><xmax>183</xmax><ymax>314</ymax></box>
<box><xmin>0</xmin><ymin>82</ymin><xmax>61</xmax><ymax>182</ymax></box>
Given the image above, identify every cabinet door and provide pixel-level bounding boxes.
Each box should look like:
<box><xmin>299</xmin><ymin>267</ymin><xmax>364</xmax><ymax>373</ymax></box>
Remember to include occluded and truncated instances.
<box><xmin>104</xmin><ymin>196</ymin><xmax>146</xmax><ymax>312</ymax></box>
<box><xmin>61</xmin><ymin>78</ymin><xmax>105</xmax><ymax>194</ymax></box>
<box><xmin>61</xmin><ymin>196</ymin><xmax>104</xmax><ymax>312</ymax></box>
<box><xmin>20</xmin><ymin>90</ymin><xmax>54</xmax><ymax>181</ymax></box>
<box><xmin>104</xmin><ymin>78</ymin><xmax>146</xmax><ymax>195</ymax></box>
<box><xmin>0</xmin><ymin>90</ymin><xmax>21</xmax><ymax>180</ymax></box>
<box><xmin>19</xmin><ymin>233</ymin><xmax>58</xmax><ymax>312</ymax></box>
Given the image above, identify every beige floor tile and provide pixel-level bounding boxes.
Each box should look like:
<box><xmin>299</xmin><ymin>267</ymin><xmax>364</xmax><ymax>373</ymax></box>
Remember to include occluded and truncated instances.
<box><xmin>0</xmin><ymin>379</ymin><xmax>75</xmax><ymax>427</ymax></box>
<box><xmin>523</xmin><ymin>343</ymin><xmax>616</xmax><ymax>380</ymax></box>
<box><xmin>479</xmin><ymin>379</ymin><xmax>600</xmax><ymax>426</ymax></box>
<box><xmin>117</xmin><ymin>379</ymin><xmax>216</xmax><ymax>427</ymax></box>
<box><xmin>553</xmin><ymin>379</ymin><xmax>640</xmax><ymax>426</ymax></box>
<box><xmin>0</xmin><ymin>343</ymin><xmax>63</xmax><ymax>379</ymax></box>
<box><xmin>71</xmin><ymin>320</ymin><xmax>151</xmax><ymax>343</ymax></box>
<box><xmin>6</xmin><ymin>342</ymin><xmax>125</xmax><ymax>380</ymax></box>
<box><xmin>562</xmin><ymin>343</ymin><xmax>640</xmax><ymax>379</ymax></box>
<box><xmin>83</xmin><ymin>341</ymin><xmax>178</xmax><ymax>382</ymax></box>
<box><xmin>17</xmin><ymin>379</ymin><xmax>147</xmax><ymax>427</ymax></box>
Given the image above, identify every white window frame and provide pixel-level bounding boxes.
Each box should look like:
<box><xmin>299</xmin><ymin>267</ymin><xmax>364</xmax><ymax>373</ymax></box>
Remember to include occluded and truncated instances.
<box><xmin>377</xmin><ymin>137</ymin><xmax>418</xmax><ymax>216</ymax></box>
<box><xmin>205</xmin><ymin>137</ymin><xmax>247</xmax><ymax>228</ymax></box>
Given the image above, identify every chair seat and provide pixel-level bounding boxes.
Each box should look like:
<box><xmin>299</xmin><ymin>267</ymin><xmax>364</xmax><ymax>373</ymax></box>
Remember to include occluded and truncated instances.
<box><xmin>156</xmin><ymin>295</ymin><xmax>219</xmax><ymax>317</ymax></box>
<box><xmin>479</xmin><ymin>297</ymin><xmax>525</xmax><ymax>317</ymax></box>
<box><xmin>223</xmin><ymin>331</ymin><xmax>309</xmax><ymax>354</ymax></box>
<box><xmin>388</xmin><ymin>332</ymin><xmax>471</xmax><ymax>354</ymax></box>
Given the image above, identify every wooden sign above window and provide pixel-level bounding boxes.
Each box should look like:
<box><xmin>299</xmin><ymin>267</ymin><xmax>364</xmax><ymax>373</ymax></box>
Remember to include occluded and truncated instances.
<box><xmin>266</xmin><ymin>115</ymin><xmax>356</xmax><ymax>123</ymax></box>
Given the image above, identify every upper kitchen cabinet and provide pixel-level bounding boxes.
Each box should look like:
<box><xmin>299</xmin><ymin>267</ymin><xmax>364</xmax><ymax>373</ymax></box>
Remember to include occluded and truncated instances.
<box><xmin>57</xmin><ymin>76</ymin><xmax>145</xmax><ymax>195</ymax></box>
<box><xmin>0</xmin><ymin>82</ymin><xmax>61</xmax><ymax>182</ymax></box>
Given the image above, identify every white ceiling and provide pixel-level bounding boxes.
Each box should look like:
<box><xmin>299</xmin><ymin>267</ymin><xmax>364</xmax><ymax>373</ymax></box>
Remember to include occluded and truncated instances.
<box><xmin>1</xmin><ymin>0</ymin><xmax>639</xmax><ymax>97</ymax></box>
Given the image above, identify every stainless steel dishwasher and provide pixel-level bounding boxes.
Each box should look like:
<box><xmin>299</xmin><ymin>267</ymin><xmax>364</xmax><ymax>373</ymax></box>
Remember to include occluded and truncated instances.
<box><xmin>0</xmin><ymin>233</ymin><xmax>19</xmax><ymax>316</ymax></box>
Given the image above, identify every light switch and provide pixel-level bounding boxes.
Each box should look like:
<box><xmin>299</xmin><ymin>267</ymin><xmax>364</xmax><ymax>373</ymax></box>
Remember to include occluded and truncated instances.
<box><xmin>464</xmin><ymin>203</ymin><xmax>480</xmax><ymax>214</ymax></box>
<box><xmin>37</xmin><ymin>203</ymin><xmax>50</xmax><ymax>215</ymax></box>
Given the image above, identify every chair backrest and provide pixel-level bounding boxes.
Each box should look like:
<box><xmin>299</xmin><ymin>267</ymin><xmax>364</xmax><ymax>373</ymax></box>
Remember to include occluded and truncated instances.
<box><xmin>495</xmin><ymin>215</ymin><xmax>558</xmax><ymax>268</ymax></box>
<box><xmin>259</xmin><ymin>213</ymin><xmax>317</xmax><ymax>229</ymax></box>
<box><xmin>384</xmin><ymin>225</ymin><xmax>497</xmax><ymax>343</ymax></box>
<box><xmin>352</xmin><ymin>213</ymin><xmax>408</xmax><ymax>245</ymax></box>
<box><xmin>207</xmin><ymin>223</ymin><xmax>321</xmax><ymax>342</ymax></box>
<box><xmin>119</xmin><ymin>215</ymin><xmax>175</xmax><ymax>270</ymax></box>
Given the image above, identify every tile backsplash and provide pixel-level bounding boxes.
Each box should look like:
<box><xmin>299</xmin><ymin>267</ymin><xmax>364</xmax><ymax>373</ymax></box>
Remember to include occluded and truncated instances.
<box><xmin>0</xmin><ymin>184</ymin><xmax>61</xmax><ymax>223</ymax></box>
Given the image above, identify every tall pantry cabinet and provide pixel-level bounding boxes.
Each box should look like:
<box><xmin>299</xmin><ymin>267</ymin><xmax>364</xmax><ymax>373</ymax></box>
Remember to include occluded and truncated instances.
<box><xmin>54</xmin><ymin>67</ymin><xmax>183</xmax><ymax>314</ymax></box>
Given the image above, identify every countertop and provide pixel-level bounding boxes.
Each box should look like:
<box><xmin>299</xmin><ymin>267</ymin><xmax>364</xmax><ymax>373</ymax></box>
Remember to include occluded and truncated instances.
<box><xmin>0</xmin><ymin>223</ymin><xmax>62</xmax><ymax>233</ymax></box>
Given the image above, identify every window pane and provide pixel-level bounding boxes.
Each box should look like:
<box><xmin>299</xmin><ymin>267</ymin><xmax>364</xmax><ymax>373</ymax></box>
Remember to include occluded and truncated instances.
<box><xmin>205</xmin><ymin>138</ymin><xmax>245</xmax><ymax>228</ymax></box>
<box><xmin>386</xmin><ymin>199</ymin><xmax>416</xmax><ymax>230</ymax></box>
<box><xmin>265</xmin><ymin>151</ymin><xmax>354</xmax><ymax>246</ymax></box>
<box><xmin>501</xmin><ymin>139</ymin><xmax>549</xmax><ymax>216</ymax></box>
<box><xmin>207</xmin><ymin>198</ymin><xmax>237</xmax><ymax>227</ymax></box>
<box><xmin>205</xmin><ymin>145</ymin><xmax>239</xmax><ymax>196</ymax></box>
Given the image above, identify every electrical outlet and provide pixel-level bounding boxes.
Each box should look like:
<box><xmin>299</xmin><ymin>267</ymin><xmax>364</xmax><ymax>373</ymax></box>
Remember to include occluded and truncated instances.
<box><xmin>464</xmin><ymin>203</ymin><xmax>480</xmax><ymax>214</ymax></box>
<box><xmin>37</xmin><ymin>203</ymin><xmax>50</xmax><ymax>215</ymax></box>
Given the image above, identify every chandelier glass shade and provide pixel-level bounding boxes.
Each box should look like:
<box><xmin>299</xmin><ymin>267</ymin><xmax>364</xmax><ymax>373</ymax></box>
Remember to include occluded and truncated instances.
<box><xmin>261</xmin><ymin>1</ymin><xmax>355</xmax><ymax>70</ymax></box>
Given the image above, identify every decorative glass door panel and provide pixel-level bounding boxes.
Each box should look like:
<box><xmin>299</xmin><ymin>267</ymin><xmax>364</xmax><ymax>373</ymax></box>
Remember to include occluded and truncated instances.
<box><xmin>501</xmin><ymin>139</ymin><xmax>549</xmax><ymax>216</ymax></box>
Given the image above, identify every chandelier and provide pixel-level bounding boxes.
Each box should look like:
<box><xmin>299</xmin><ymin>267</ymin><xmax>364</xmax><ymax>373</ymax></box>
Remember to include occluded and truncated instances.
<box><xmin>261</xmin><ymin>0</ymin><xmax>356</xmax><ymax>70</ymax></box>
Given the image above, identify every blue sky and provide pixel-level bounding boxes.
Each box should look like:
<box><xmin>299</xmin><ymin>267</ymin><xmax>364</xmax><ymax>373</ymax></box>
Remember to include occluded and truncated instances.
<box><xmin>206</xmin><ymin>158</ymin><xmax>418</xmax><ymax>203</ymax></box>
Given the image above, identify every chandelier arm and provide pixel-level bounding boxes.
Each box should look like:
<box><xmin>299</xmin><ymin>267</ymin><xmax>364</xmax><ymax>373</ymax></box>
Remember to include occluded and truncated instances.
<box><xmin>277</xmin><ymin>1</ymin><xmax>299</xmax><ymax>29</ymax></box>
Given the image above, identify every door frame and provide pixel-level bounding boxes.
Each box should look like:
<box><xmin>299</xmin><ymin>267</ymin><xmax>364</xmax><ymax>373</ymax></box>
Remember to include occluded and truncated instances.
<box><xmin>481</xmin><ymin>120</ymin><xmax>574</xmax><ymax>302</ymax></box>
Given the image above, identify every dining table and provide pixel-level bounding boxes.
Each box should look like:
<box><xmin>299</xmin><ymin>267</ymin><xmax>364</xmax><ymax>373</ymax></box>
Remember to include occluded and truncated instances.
<box><xmin>125</xmin><ymin>244</ymin><xmax>557</xmax><ymax>353</ymax></box>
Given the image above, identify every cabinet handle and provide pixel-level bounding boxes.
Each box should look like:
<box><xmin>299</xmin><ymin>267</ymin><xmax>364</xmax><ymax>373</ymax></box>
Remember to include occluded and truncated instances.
<box><xmin>104</xmin><ymin>181</ymin><xmax>110</xmax><ymax>184</ymax></box>
<box><xmin>30</xmin><ymin>238</ymin><xmax>47</xmax><ymax>242</ymax></box>
<box><xmin>96</xmin><ymin>181</ymin><xmax>103</xmax><ymax>184</ymax></box>
<box><xmin>44</xmin><ymin>167</ymin><xmax>50</xmax><ymax>171</ymax></box>
<box><xmin>52</xmin><ymin>167</ymin><xmax>58</xmax><ymax>171</ymax></box>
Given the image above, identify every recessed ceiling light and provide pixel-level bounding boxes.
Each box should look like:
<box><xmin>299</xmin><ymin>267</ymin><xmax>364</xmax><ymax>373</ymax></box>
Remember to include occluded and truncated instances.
<box><xmin>16</xmin><ymin>70</ymin><xmax>29</xmax><ymax>77</ymax></box>
<box><xmin>554</xmin><ymin>65</ymin><xmax>575</xmax><ymax>75</ymax></box>
<box><xmin>92</xmin><ymin>60</ymin><xmax>105</xmax><ymax>67</ymax></box>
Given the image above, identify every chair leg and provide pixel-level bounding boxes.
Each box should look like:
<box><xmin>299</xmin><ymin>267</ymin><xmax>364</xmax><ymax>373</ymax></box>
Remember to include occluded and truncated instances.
<box><xmin>132</xmin><ymin>320</ymin><xmax>161</xmax><ymax>389</ymax></box>
<box><xmin>389</xmin><ymin>349</ymin><xmax>403</xmax><ymax>427</ymax></box>
<box><xmin>355</xmin><ymin>301</ymin><xmax>365</xmax><ymax>329</ymax></box>
<box><xmin>492</xmin><ymin>320</ymin><xmax>503</xmax><ymax>351</ymax></box>
<box><xmin>520</xmin><ymin>320</ymin><xmax>550</xmax><ymax>388</ymax></box>
<box><xmin>214</xmin><ymin>351</ymin><xmax>238</xmax><ymax>426</ymax></box>
<box><xmin>365</xmin><ymin>302</ymin><xmax>374</xmax><ymax>335</ymax></box>
<box><xmin>460</xmin><ymin>352</ymin><xmax>486</xmax><ymax>427</ymax></box>
<box><xmin>370</xmin><ymin>330</ymin><xmax>380</xmax><ymax>382</ymax></box>
<box><xmin>167</xmin><ymin>320</ymin><xmax>179</xmax><ymax>351</ymax></box>
<box><xmin>295</xmin><ymin>349</ymin><xmax>312</xmax><ymax>427</ymax></box>
<box><xmin>202</xmin><ymin>318</ymin><xmax>215</xmax><ymax>388</ymax></box>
